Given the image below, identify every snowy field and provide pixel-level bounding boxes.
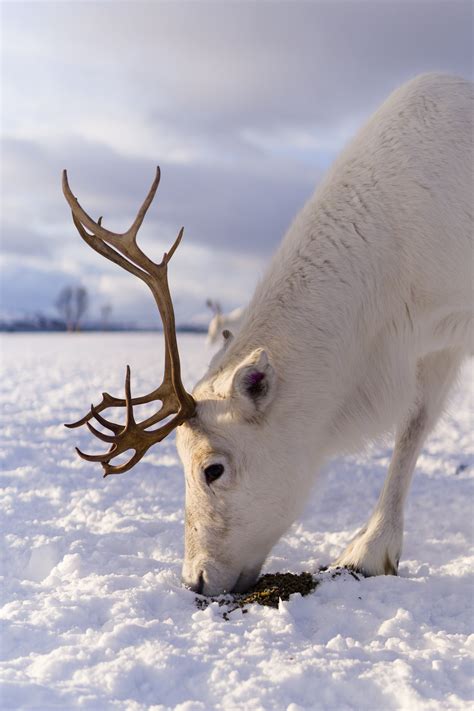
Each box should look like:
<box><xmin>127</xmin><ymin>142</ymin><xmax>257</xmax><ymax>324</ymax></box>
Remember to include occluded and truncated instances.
<box><xmin>1</xmin><ymin>333</ymin><xmax>473</xmax><ymax>711</ymax></box>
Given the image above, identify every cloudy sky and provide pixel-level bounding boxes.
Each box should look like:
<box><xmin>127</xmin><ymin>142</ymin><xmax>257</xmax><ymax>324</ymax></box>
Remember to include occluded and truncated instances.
<box><xmin>1</xmin><ymin>1</ymin><xmax>472</xmax><ymax>327</ymax></box>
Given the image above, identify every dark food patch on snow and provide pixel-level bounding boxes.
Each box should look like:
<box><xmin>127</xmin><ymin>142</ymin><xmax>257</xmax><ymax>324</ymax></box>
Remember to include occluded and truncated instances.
<box><xmin>195</xmin><ymin>571</ymin><xmax>319</xmax><ymax>615</ymax></box>
<box><xmin>195</xmin><ymin>568</ymin><xmax>363</xmax><ymax>618</ymax></box>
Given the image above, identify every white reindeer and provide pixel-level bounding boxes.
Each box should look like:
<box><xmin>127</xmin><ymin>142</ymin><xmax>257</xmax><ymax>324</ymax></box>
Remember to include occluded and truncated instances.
<box><xmin>206</xmin><ymin>299</ymin><xmax>245</xmax><ymax>346</ymax></box>
<box><xmin>64</xmin><ymin>74</ymin><xmax>473</xmax><ymax>596</ymax></box>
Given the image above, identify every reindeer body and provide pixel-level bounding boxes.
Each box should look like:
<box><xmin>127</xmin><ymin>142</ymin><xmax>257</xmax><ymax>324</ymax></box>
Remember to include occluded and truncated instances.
<box><xmin>177</xmin><ymin>73</ymin><xmax>473</xmax><ymax>594</ymax></box>
<box><xmin>64</xmin><ymin>73</ymin><xmax>472</xmax><ymax>597</ymax></box>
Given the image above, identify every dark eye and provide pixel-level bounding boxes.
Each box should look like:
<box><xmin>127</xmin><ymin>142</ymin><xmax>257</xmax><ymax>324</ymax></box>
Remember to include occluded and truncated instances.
<box><xmin>204</xmin><ymin>463</ymin><xmax>224</xmax><ymax>485</ymax></box>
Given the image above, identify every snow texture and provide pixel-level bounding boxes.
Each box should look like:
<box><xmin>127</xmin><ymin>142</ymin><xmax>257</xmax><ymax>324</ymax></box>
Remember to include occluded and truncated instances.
<box><xmin>1</xmin><ymin>334</ymin><xmax>472</xmax><ymax>711</ymax></box>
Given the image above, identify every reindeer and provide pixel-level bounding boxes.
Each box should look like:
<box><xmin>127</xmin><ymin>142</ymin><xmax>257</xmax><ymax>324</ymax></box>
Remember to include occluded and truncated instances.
<box><xmin>206</xmin><ymin>299</ymin><xmax>245</xmax><ymax>346</ymax></box>
<box><xmin>63</xmin><ymin>74</ymin><xmax>473</xmax><ymax>596</ymax></box>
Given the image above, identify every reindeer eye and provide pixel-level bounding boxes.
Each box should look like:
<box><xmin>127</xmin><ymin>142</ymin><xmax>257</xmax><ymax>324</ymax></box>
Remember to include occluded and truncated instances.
<box><xmin>204</xmin><ymin>463</ymin><xmax>224</xmax><ymax>484</ymax></box>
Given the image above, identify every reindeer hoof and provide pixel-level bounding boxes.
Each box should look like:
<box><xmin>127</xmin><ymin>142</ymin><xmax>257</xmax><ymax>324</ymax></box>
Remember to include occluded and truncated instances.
<box><xmin>334</xmin><ymin>523</ymin><xmax>402</xmax><ymax>577</ymax></box>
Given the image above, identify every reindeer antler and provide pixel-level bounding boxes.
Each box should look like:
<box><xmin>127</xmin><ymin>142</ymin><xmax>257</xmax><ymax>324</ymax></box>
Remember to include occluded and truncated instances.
<box><xmin>62</xmin><ymin>167</ymin><xmax>196</xmax><ymax>476</ymax></box>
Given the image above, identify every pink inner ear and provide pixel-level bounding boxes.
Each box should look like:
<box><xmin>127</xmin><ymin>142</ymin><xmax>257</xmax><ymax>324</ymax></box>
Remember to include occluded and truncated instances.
<box><xmin>248</xmin><ymin>370</ymin><xmax>265</xmax><ymax>386</ymax></box>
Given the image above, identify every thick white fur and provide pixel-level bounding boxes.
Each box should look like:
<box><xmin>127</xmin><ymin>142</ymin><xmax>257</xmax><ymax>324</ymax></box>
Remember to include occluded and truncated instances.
<box><xmin>177</xmin><ymin>74</ymin><xmax>473</xmax><ymax>595</ymax></box>
<box><xmin>207</xmin><ymin>305</ymin><xmax>245</xmax><ymax>345</ymax></box>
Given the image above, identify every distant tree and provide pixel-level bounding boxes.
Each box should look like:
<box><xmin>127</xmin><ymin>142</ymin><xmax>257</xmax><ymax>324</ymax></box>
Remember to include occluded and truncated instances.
<box><xmin>55</xmin><ymin>286</ymin><xmax>74</xmax><ymax>331</ymax></box>
<box><xmin>55</xmin><ymin>285</ymin><xmax>89</xmax><ymax>332</ymax></box>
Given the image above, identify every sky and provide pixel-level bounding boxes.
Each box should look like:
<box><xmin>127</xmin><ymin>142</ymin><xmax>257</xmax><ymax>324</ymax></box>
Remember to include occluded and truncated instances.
<box><xmin>1</xmin><ymin>0</ymin><xmax>472</xmax><ymax>327</ymax></box>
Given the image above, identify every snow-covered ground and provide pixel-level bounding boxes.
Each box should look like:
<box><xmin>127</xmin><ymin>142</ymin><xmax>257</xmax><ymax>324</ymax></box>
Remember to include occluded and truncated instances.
<box><xmin>1</xmin><ymin>333</ymin><xmax>473</xmax><ymax>711</ymax></box>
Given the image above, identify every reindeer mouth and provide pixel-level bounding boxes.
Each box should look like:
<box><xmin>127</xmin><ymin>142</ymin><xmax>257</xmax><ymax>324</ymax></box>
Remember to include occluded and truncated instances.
<box><xmin>184</xmin><ymin>566</ymin><xmax>262</xmax><ymax>596</ymax></box>
<box><xmin>231</xmin><ymin>567</ymin><xmax>261</xmax><ymax>593</ymax></box>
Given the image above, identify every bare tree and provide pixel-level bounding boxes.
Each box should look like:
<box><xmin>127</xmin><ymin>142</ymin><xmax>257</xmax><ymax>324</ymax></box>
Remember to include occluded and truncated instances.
<box><xmin>55</xmin><ymin>286</ymin><xmax>74</xmax><ymax>331</ymax></box>
<box><xmin>55</xmin><ymin>285</ymin><xmax>89</xmax><ymax>332</ymax></box>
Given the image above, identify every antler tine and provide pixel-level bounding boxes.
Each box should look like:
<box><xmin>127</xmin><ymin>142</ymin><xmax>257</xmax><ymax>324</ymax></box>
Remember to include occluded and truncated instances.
<box><xmin>75</xmin><ymin>445</ymin><xmax>117</xmax><ymax>463</ymax></box>
<box><xmin>63</xmin><ymin>169</ymin><xmax>121</xmax><ymax>244</ymax></box>
<box><xmin>124</xmin><ymin>365</ymin><xmax>136</xmax><ymax>428</ymax></box>
<box><xmin>63</xmin><ymin>167</ymin><xmax>196</xmax><ymax>476</ymax></box>
<box><xmin>126</xmin><ymin>166</ymin><xmax>161</xmax><ymax>241</ymax></box>
<box><xmin>63</xmin><ymin>168</ymin><xmax>160</xmax><ymax>251</ymax></box>
<box><xmin>164</xmin><ymin>226</ymin><xmax>184</xmax><ymax>265</ymax></box>
<box><xmin>102</xmin><ymin>450</ymin><xmax>147</xmax><ymax>477</ymax></box>
<box><xmin>89</xmin><ymin>405</ymin><xmax>123</xmax><ymax>434</ymax></box>
<box><xmin>86</xmin><ymin>421</ymin><xmax>118</xmax><ymax>443</ymax></box>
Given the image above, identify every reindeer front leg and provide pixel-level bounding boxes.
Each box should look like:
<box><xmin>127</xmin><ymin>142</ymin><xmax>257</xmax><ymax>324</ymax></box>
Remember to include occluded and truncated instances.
<box><xmin>335</xmin><ymin>348</ymin><xmax>463</xmax><ymax>576</ymax></box>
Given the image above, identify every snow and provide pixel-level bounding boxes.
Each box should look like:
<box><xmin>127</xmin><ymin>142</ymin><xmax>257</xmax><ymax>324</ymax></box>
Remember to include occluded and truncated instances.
<box><xmin>1</xmin><ymin>333</ymin><xmax>473</xmax><ymax>711</ymax></box>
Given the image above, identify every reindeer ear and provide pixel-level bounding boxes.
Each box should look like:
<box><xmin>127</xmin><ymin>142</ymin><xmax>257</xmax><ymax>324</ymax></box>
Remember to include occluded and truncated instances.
<box><xmin>231</xmin><ymin>349</ymin><xmax>276</xmax><ymax>417</ymax></box>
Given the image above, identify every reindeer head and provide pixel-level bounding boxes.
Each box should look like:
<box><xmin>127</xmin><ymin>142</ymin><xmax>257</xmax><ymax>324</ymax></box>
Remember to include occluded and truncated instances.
<box><xmin>175</xmin><ymin>346</ymin><xmax>307</xmax><ymax>594</ymax></box>
<box><xmin>63</xmin><ymin>170</ymin><xmax>303</xmax><ymax>596</ymax></box>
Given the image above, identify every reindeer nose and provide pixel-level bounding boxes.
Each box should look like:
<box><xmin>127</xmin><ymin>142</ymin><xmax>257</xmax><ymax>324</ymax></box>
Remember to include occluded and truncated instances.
<box><xmin>185</xmin><ymin>571</ymin><xmax>204</xmax><ymax>594</ymax></box>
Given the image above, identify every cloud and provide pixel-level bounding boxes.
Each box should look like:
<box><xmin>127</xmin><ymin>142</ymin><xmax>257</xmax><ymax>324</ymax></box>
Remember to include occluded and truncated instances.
<box><xmin>2</xmin><ymin>134</ymin><xmax>319</xmax><ymax>255</ymax></box>
<box><xmin>1</xmin><ymin>222</ymin><xmax>54</xmax><ymax>258</ymax></box>
<box><xmin>1</xmin><ymin>0</ymin><xmax>472</xmax><ymax>323</ymax></box>
<box><xmin>4</xmin><ymin>2</ymin><xmax>472</xmax><ymax>127</ymax></box>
